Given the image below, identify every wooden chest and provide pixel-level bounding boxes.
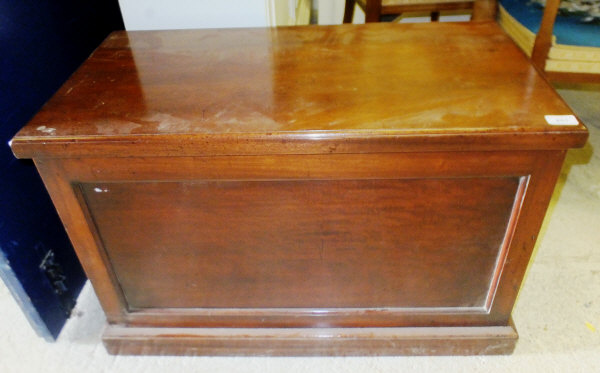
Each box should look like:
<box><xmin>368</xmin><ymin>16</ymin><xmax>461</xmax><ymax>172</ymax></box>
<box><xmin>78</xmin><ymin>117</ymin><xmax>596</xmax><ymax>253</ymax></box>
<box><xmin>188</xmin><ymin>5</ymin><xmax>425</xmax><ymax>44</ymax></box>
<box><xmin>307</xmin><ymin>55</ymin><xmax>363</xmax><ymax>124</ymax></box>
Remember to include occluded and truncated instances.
<box><xmin>11</xmin><ymin>22</ymin><xmax>588</xmax><ymax>355</ymax></box>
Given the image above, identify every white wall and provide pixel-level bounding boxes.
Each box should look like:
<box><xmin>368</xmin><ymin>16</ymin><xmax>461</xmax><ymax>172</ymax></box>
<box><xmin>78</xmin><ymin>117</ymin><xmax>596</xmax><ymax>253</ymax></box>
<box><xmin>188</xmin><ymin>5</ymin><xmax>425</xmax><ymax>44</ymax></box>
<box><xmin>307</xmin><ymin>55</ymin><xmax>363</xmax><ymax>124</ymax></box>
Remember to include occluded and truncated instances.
<box><xmin>118</xmin><ymin>0</ymin><xmax>369</xmax><ymax>30</ymax></box>
<box><xmin>118</xmin><ymin>0</ymin><xmax>269</xmax><ymax>30</ymax></box>
<box><xmin>117</xmin><ymin>1</ymin><xmax>469</xmax><ymax>31</ymax></box>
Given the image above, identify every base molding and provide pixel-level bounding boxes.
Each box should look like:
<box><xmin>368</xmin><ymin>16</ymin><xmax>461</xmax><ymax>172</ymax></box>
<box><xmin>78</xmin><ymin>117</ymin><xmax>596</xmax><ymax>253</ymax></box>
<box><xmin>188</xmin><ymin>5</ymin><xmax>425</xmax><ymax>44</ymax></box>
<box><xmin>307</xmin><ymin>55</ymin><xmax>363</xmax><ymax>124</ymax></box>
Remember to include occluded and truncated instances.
<box><xmin>103</xmin><ymin>323</ymin><xmax>518</xmax><ymax>356</ymax></box>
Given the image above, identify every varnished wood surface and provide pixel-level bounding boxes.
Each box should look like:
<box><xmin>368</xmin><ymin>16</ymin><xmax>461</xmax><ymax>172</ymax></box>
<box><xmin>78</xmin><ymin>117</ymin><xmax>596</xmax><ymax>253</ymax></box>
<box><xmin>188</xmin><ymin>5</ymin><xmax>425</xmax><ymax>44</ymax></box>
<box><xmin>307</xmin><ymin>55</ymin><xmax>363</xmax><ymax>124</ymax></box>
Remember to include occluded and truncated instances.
<box><xmin>12</xmin><ymin>23</ymin><xmax>589</xmax><ymax>355</ymax></box>
<box><xmin>546</xmin><ymin>72</ymin><xmax>600</xmax><ymax>84</ymax></box>
<box><xmin>80</xmin><ymin>177</ymin><xmax>519</xmax><ymax>311</ymax></box>
<box><xmin>33</xmin><ymin>150</ymin><xmax>560</xmax><ymax>329</ymax></box>
<box><xmin>103</xmin><ymin>323</ymin><xmax>518</xmax><ymax>356</ymax></box>
<box><xmin>472</xmin><ymin>0</ymin><xmax>497</xmax><ymax>21</ymax></box>
<box><xmin>380</xmin><ymin>2</ymin><xmax>474</xmax><ymax>14</ymax></box>
<box><xmin>11</xmin><ymin>22</ymin><xmax>587</xmax><ymax>159</ymax></box>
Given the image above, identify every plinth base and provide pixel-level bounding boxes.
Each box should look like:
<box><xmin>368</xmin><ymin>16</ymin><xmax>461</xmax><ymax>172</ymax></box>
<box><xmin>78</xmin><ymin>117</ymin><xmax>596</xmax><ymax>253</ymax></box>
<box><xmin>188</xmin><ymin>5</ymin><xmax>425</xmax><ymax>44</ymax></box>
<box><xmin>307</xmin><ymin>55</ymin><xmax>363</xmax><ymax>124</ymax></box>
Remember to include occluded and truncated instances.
<box><xmin>103</xmin><ymin>323</ymin><xmax>518</xmax><ymax>356</ymax></box>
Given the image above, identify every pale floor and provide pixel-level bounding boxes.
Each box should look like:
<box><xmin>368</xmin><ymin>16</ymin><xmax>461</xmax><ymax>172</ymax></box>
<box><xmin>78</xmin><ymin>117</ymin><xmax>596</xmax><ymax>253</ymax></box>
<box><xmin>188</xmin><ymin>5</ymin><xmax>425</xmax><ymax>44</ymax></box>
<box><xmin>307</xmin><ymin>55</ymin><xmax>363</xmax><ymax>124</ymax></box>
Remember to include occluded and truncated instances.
<box><xmin>1</xmin><ymin>86</ymin><xmax>599</xmax><ymax>372</ymax></box>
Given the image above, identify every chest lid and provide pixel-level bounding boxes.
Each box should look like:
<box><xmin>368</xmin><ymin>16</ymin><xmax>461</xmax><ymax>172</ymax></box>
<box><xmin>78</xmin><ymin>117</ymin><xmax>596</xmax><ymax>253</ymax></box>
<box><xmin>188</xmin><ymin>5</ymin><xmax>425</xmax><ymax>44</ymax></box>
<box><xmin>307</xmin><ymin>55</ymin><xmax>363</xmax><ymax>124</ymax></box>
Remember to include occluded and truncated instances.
<box><xmin>11</xmin><ymin>22</ymin><xmax>588</xmax><ymax>159</ymax></box>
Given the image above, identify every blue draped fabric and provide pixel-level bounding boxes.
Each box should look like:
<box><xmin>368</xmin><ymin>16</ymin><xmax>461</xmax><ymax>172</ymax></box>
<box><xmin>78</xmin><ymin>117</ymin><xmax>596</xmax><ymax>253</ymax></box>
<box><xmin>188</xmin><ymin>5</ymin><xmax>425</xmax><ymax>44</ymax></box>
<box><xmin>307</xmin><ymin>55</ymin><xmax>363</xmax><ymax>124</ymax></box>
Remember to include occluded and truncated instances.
<box><xmin>500</xmin><ymin>0</ymin><xmax>600</xmax><ymax>47</ymax></box>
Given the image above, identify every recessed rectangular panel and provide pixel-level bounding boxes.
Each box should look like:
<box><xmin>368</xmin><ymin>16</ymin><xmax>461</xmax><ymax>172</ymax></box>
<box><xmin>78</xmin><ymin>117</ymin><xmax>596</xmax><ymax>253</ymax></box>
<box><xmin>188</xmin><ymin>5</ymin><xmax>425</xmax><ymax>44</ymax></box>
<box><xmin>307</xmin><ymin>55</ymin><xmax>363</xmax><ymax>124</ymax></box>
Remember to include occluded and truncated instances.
<box><xmin>81</xmin><ymin>177</ymin><xmax>520</xmax><ymax>310</ymax></box>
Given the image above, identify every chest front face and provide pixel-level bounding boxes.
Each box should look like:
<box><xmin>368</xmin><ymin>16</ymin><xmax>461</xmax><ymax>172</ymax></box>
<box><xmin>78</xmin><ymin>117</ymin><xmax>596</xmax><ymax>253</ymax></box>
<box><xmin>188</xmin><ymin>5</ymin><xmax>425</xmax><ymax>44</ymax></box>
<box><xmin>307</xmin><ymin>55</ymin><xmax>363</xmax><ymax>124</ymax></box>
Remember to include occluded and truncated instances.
<box><xmin>12</xmin><ymin>23</ymin><xmax>588</xmax><ymax>355</ymax></box>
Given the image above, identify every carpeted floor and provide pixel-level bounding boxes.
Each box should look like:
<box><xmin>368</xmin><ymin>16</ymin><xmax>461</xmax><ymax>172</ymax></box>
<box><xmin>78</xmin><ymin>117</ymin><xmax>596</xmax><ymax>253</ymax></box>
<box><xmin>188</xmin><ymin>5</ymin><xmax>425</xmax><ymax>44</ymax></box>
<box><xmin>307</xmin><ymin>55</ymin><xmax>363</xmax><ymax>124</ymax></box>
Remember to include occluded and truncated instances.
<box><xmin>1</xmin><ymin>85</ymin><xmax>599</xmax><ymax>372</ymax></box>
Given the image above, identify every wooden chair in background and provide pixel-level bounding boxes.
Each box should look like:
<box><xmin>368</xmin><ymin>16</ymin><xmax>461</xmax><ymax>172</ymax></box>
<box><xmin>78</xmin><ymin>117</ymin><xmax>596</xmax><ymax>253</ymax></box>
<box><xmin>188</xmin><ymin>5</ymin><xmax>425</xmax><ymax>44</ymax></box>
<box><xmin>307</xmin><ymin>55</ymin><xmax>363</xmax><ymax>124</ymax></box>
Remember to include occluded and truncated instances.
<box><xmin>529</xmin><ymin>0</ymin><xmax>600</xmax><ymax>83</ymax></box>
<box><xmin>343</xmin><ymin>0</ymin><xmax>497</xmax><ymax>23</ymax></box>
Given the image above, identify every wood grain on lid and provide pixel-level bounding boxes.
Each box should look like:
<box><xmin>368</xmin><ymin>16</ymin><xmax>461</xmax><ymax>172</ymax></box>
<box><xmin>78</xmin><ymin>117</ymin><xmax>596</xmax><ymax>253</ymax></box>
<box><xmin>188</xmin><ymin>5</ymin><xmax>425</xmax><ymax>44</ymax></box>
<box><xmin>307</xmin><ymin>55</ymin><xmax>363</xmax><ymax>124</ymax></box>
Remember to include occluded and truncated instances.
<box><xmin>11</xmin><ymin>22</ymin><xmax>588</xmax><ymax>158</ymax></box>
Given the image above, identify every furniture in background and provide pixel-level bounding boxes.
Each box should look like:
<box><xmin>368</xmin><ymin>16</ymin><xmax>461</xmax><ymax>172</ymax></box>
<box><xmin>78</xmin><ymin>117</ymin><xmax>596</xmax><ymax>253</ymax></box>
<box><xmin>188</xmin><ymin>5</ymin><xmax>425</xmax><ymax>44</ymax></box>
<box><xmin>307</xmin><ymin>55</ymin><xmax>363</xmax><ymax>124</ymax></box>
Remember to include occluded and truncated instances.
<box><xmin>499</xmin><ymin>0</ymin><xmax>600</xmax><ymax>83</ymax></box>
<box><xmin>343</xmin><ymin>0</ymin><xmax>497</xmax><ymax>22</ymax></box>
<box><xmin>11</xmin><ymin>22</ymin><xmax>587</xmax><ymax>355</ymax></box>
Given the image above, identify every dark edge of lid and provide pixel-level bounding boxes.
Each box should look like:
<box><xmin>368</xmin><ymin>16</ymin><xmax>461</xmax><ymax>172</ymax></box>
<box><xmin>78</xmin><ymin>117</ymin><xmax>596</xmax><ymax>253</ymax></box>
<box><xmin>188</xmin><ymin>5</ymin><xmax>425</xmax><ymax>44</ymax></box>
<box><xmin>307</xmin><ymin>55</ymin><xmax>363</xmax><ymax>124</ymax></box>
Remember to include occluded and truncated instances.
<box><xmin>10</xmin><ymin>128</ymin><xmax>589</xmax><ymax>159</ymax></box>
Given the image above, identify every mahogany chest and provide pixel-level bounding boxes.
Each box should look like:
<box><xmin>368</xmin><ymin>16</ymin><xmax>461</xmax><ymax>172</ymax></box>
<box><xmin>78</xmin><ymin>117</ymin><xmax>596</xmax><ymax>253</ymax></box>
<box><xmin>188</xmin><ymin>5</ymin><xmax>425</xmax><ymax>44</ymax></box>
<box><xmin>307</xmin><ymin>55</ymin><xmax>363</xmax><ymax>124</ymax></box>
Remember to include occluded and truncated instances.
<box><xmin>11</xmin><ymin>22</ymin><xmax>588</xmax><ymax>355</ymax></box>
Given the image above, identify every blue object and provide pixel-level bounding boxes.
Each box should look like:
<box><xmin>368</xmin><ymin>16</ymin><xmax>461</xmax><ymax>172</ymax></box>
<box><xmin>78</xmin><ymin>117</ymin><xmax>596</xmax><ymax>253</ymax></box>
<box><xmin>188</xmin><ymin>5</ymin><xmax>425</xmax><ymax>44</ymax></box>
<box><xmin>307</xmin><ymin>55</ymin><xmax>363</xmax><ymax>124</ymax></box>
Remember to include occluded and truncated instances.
<box><xmin>0</xmin><ymin>0</ymin><xmax>124</xmax><ymax>340</ymax></box>
<box><xmin>501</xmin><ymin>0</ymin><xmax>600</xmax><ymax>47</ymax></box>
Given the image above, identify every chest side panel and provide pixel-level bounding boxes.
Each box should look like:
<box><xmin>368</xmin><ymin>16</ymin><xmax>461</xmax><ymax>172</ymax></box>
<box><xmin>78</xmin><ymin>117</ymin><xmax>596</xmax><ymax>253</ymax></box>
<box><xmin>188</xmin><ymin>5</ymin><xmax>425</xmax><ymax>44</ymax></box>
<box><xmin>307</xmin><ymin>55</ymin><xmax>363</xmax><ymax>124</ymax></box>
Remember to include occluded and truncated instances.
<box><xmin>80</xmin><ymin>176</ymin><xmax>520</xmax><ymax>311</ymax></box>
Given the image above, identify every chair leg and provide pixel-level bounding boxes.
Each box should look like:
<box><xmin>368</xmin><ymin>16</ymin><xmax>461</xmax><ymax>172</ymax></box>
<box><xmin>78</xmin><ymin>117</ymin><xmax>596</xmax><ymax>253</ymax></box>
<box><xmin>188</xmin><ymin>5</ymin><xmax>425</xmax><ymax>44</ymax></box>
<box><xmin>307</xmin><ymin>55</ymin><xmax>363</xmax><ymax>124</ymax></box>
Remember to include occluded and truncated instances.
<box><xmin>343</xmin><ymin>0</ymin><xmax>356</xmax><ymax>23</ymax></box>
<box><xmin>364</xmin><ymin>0</ymin><xmax>383</xmax><ymax>22</ymax></box>
<box><xmin>531</xmin><ymin>0</ymin><xmax>560</xmax><ymax>70</ymax></box>
<box><xmin>431</xmin><ymin>11</ymin><xmax>440</xmax><ymax>21</ymax></box>
<box><xmin>472</xmin><ymin>0</ymin><xmax>497</xmax><ymax>21</ymax></box>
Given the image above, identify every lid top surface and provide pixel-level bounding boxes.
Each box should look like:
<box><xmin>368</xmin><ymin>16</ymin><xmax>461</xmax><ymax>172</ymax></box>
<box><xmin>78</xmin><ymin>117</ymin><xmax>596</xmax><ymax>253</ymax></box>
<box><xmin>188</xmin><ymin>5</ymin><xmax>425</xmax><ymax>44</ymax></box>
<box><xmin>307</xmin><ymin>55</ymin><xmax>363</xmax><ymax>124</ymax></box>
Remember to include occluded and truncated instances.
<box><xmin>13</xmin><ymin>23</ymin><xmax>587</xmax><ymax>153</ymax></box>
